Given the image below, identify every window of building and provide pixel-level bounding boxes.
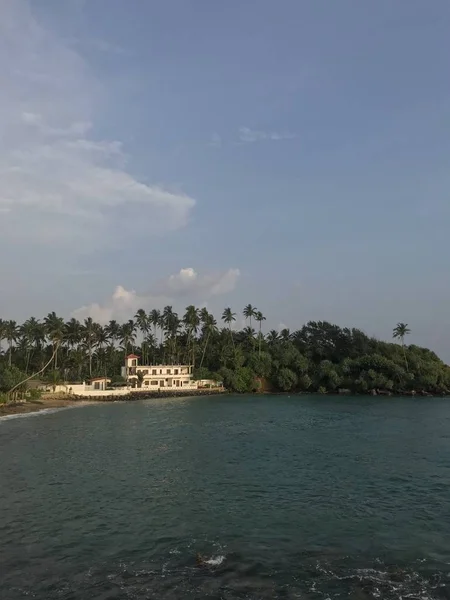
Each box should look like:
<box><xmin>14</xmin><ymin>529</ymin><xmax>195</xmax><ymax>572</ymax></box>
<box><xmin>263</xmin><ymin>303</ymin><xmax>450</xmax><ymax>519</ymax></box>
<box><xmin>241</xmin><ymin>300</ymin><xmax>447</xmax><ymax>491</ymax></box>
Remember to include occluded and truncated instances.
<box><xmin>151</xmin><ymin>381</ymin><xmax>158</xmax><ymax>386</ymax></box>
<box><xmin>144</xmin><ymin>381</ymin><xmax>149</xmax><ymax>386</ymax></box>
<box><xmin>142</xmin><ymin>370</ymin><xmax>148</xmax><ymax>375</ymax></box>
<box><xmin>152</xmin><ymin>369</ymin><xmax>157</xmax><ymax>375</ymax></box>
<box><xmin>174</xmin><ymin>369</ymin><xmax>179</xmax><ymax>375</ymax></box>
<box><xmin>167</xmin><ymin>369</ymin><xmax>171</xmax><ymax>374</ymax></box>
<box><xmin>159</xmin><ymin>369</ymin><xmax>162</xmax><ymax>374</ymax></box>
<box><xmin>132</xmin><ymin>359</ymin><xmax>137</xmax><ymax>366</ymax></box>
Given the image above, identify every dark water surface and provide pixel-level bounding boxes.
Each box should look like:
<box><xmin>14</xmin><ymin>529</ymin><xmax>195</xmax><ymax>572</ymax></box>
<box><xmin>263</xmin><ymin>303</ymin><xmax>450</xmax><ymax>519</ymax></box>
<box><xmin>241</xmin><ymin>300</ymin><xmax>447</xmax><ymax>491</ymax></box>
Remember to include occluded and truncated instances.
<box><xmin>1</xmin><ymin>395</ymin><xmax>450</xmax><ymax>599</ymax></box>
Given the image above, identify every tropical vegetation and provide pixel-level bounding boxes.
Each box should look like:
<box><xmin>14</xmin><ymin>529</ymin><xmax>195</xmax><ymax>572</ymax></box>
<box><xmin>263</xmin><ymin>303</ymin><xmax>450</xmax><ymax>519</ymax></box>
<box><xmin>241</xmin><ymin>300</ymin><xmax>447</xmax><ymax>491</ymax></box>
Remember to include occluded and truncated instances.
<box><xmin>0</xmin><ymin>310</ymin><xmax>449</xmax><ymax>401</ymax></box>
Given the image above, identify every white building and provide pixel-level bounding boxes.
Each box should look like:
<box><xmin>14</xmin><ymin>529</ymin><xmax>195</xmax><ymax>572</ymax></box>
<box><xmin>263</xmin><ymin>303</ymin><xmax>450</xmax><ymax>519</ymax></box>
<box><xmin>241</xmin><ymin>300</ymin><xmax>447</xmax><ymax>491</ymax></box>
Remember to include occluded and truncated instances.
<box><xmin>121</xmin><ymin>354</ymin><xmax>199</xmax><ymax>390</ymax></box>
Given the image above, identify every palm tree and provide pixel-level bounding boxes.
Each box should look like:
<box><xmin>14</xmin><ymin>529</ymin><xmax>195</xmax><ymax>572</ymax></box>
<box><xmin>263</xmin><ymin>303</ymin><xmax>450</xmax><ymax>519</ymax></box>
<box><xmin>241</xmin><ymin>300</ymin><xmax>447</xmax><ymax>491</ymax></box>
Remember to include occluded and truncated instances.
<box><xmin>82</xmin><ymin>317</ymin><xmax>99</xmax><ymax>378</ymax></box>
<box><xmin>43</xmin><ymin>312</ymin><xmax>65</xmax><ymax>370</ymax></box>
<box><xmin>105</xmin><ymin>320</ymin><xmax>120</xmax><ymax>347</ymax></box>
<box><xmin>5</xmin><ymin>320</ymin><xmax>18</xmax><ymax>367</ymax></box>
<box><xmin>120</xmin><ymin>320</ymin><xmax>137</xmax><ymax>363</ymax></box>
<box><xmin>65</xmin><ymin>318</ymin><xmax>82</xmax><ymax>349</ymax></box>
<box><xmin>266</xmin><ymin>330</ymin><xmax>279</xmax><ymax>346</ymax></box>
<box><xmin>20</xmin><ymin>317</ymin><xmax>41</xmax><ymax>372</ymax></box>
<box><xmin>144</xmin><ymin>332</ymin><xmax>157</xmax><ymax>365</ymax></box>
<box><xmin>183</xmin><ymin>305</ymin><xmax>200</xmax><ymax>365</ymax></box>
<box><xmin>243</xmin><ymin>304</ymin><xmax>257</xmax><ymax>329</ymax></box>
<box><xmin>135</xmin><ymin>309</ymin><xmax>150</xmax><ymax>364</ymax></box>
<box><xmin>254</xmin><ymin>310</ymin><xmax>266</xmax><ymax>356</ymax></box>
<box><xmin>393</xmin><ymin>322</ymin><xmax>411</xmax><ymax>372</ymax></box>
<box><xmin>149</xmin><ymin>309</ymin><xmax>161</xmax><ymax>349</ymax></box>
<box><xmin>222</xmin><ymin>307</ymin><xmax>236</xmax><ymax>349</ymax></box>
<box><xmin>280</xmin><ymin>328</ymin><xmax>291</xmax><ymax>343</ymax></box>
<box><xmin>94</xmin><ymin>326</ymin><xmax>109</xmax><ymax>374</ymax></box>
<box><xmin>0</xmin><ymin>318</ymin><xmax>5</xmax><ymax>356</ymax></box>
<box><xmin>199</xmin><ymin>313</ymin><xmax>218</xmax><ymax>368</ymax></box>
<box><xmin>162</xmin><ymin>306</ymin><xmax>180</xmax><ymax>363</ymax></box>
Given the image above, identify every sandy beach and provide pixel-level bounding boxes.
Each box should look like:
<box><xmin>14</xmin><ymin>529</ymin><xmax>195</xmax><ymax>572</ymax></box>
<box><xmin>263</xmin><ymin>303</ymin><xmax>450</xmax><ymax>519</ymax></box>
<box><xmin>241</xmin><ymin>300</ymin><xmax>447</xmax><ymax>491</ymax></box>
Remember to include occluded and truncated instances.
<box><xmin>0</xmin><ymin>396</ymin><xmax>94</xmax><ymax>417</ymax></box>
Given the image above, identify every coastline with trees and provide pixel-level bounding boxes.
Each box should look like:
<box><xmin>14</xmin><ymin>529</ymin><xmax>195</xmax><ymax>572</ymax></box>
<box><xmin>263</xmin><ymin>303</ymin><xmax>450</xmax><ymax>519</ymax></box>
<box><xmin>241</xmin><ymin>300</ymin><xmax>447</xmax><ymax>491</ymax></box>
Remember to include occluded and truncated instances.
<box><xmin>1</xmin><ymin>306</ymin><xmax>449</xmax><ymax>411</ymax></box>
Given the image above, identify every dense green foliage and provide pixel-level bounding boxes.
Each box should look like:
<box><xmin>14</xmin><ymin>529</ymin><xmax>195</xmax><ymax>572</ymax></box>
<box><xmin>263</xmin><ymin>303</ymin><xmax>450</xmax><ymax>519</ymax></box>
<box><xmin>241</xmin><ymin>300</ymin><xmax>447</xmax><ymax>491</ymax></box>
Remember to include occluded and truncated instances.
<box><xmin>0</xmin><ymin>310</ymin><xmax>449</xmax><ymax>397</ymax></box>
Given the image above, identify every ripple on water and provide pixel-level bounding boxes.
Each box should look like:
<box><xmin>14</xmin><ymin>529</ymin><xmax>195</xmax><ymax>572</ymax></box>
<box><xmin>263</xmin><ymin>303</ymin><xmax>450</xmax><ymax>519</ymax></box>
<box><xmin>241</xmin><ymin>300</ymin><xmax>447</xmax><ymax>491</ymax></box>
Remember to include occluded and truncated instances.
<box><xmin>1</xmin><ymin>396</ymin><xmax>450</xmax><ymax>599</ymax></box>
<box><xmin>4</xmin><ymin>552</ymin><xmax>450</xmax><ymax>600</ymax></box>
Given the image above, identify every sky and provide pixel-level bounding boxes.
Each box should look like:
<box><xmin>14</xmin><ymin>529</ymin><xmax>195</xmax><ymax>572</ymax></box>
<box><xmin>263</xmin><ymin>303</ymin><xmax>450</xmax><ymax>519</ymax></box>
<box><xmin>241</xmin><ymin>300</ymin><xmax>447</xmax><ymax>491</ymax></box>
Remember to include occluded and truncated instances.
<box><xmin>1</xmin><ymin>0</ymin><xmax>450</xmax><ymax>359</ymax></box>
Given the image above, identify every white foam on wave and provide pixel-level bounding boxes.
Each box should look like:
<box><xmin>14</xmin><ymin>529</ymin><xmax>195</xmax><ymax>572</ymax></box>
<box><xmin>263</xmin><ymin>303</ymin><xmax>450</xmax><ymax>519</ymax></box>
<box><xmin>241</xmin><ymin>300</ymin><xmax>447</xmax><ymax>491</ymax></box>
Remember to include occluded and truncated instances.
<box><xmin>0</xmin><ymin>403</ymin><xmax>92</xmax><ymax>424</ymax></box>
<box><xmin>205</xmin><ymin>555</ymin><xmax>225</xmax><ymax>566</ymax></box>
<box><xmin>0</xmin><ymin>407</ymin><xmax>64</xmax><ymax>422</ymax></box>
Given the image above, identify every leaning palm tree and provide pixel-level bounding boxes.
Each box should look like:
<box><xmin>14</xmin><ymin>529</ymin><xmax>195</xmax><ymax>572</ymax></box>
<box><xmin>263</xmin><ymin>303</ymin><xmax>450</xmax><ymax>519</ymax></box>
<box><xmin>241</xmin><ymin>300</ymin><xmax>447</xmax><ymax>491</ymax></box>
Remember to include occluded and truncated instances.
<box><xmin>243</xmin><ymin>304</ymin><xmax>257</xmax><ymax>329</ymax></box>
<box><xmin>393</xmin><ymin>322</ymin><xmax>411</xmax><ymax>372</ymax></box>
<box><xmin>254</xmin><ymin>311</ymin><xmax>266</xmax><ymax>356</ymax></box>
<box><xmin>43</xmin><ymin>312</ymin><xmax>65</xmax><ymax>370</ymax></box>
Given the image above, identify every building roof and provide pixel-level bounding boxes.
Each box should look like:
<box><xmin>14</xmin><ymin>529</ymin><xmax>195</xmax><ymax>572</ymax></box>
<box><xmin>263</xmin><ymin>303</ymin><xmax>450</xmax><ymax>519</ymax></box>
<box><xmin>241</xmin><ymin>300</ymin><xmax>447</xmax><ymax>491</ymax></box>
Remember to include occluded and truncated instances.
<box><xmin>126</xmin><ymin>354</ymin><xmax>140</xmax><ymax>359</ymax></box>
<box><xmin>90</xmin><ymin>377</ymin><xmax>111</xmax><ymax>382</ymax></box>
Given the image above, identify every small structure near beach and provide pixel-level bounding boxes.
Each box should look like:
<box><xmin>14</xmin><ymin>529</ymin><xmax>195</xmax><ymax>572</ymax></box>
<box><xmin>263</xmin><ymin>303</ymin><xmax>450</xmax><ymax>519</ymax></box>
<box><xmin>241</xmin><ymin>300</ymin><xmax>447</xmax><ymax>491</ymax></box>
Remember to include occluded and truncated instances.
<box><xmin>121</xmin><ymin>354</ymin><xmax>219</xmax><ymax>390</ymax></box>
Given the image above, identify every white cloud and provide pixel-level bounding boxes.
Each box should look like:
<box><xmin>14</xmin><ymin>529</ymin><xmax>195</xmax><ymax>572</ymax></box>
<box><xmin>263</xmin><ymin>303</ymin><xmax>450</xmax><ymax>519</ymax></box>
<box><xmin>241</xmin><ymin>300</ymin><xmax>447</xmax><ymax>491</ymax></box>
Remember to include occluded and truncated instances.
<box><xmin>0</xmin><ymin>0</ymin><xmax>195</xmax><ymax>251</ymax></box>
<box><xmin>72</xmin><ymin>267</ymin><xmax>240</xmax><ymax>323</ymax></box>
<box><xmin>159</xmin><ymin>267</ymin><xmax>240</xmax><ymax>297</ymax></box>
<box><xmin>238</xmin><ymin>127</ymin><xmax>296</xmax><ymax>143</ymax></box>
<box><xmin>72</xmin><ymin>285</ymin><xmax>169</xmax><ymax>325</ymax></box>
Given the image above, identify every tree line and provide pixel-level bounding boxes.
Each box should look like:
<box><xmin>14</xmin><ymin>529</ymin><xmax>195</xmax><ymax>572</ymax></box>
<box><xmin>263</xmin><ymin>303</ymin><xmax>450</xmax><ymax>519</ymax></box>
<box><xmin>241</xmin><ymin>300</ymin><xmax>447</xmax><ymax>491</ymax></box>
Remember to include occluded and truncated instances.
<box><xmin>0</xmin><ymin>306</ymin><xmax>449</xmax><ymax>397</ymax></box>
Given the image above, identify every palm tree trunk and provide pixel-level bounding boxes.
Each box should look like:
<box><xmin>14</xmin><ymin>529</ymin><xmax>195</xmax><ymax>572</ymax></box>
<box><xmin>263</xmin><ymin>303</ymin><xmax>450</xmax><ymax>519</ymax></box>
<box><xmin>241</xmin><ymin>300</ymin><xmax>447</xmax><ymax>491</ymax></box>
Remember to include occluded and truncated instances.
<box><xmin>402</xmin><ymin>340</ymin><xmax>409</xmax><ymax>372</ymax></box>
<box><xmin>199</xmin><ymin>331</ymin><xmax>210</xmax><ymax>369</ymax></box>
<box><xmin>229</xmin><ymin>324</ymin><xmax>235</xmax><ymax>349</ymax></box>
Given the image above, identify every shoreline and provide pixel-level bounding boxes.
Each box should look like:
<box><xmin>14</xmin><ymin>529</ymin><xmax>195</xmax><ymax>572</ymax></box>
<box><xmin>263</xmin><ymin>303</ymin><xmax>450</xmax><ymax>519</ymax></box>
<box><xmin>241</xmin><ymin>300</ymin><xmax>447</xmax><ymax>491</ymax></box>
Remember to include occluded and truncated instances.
<box><xmin>1</xmin><ymin>389</ymin><xmax>449</xmax><ymax>419</ymax></box>
<box><xmin>0</xmin><ymin>389</ymin><xmax>226</xmax><ymax>417</ymax></box>
<box><xmin>0</xmin><ymin>398</ymin><xmax>96</xmax><ymax>418</ymax></box>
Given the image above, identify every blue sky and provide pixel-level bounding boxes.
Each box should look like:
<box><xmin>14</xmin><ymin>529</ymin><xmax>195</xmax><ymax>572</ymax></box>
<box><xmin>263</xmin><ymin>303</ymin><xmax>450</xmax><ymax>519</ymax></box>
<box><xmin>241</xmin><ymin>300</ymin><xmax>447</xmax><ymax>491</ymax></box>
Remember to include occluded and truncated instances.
<box><xmin>1</xmin><ymin>0</ymin><xmax>450</xmax><ymax>359</ymax></box>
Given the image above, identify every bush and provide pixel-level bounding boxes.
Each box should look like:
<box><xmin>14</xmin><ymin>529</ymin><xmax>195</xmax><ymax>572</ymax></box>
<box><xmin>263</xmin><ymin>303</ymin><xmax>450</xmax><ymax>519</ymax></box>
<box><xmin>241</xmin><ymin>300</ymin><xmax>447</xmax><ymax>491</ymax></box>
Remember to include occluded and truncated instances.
<box><xmin>27</xmin><ymin>388</ymin><xmax>42</xmax><ymax>400</ymax></box>
<box><xmin>220</xmin><ymin>367</ymin><xmax>257</xmax><ymax>393</ymax></box>
<box><xmin>276</xmin><ymin>368</ymin><xmax>298</xmax><ymax>392</ymax></box>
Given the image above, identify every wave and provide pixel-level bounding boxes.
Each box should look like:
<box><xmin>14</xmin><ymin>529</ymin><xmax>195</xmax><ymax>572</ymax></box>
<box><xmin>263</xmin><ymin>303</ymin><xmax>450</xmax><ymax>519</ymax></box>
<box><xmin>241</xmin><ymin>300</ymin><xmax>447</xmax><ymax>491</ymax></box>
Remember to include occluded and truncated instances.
<box><xmin>0</xmin><ymin>404</ymin><xmax>91</xmax><ymax>423</ymax></box>
<box><xmin>4</xmin><ymin>552</ymin><xmax>448</xmax><ymax>600</ymax></box>
<box><xmin>204</xmin><ymin>555</ymin><xmax>226</xmax><ymax>566</ymax></box>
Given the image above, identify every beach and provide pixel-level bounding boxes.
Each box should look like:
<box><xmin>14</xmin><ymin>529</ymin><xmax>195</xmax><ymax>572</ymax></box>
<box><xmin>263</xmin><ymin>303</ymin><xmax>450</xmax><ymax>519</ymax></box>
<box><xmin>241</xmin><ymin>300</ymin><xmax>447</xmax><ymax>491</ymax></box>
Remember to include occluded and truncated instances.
<box><xmin>0</xmin><ymin>396</ymin><xmax>92</xmax><ymax>417</ymax></box>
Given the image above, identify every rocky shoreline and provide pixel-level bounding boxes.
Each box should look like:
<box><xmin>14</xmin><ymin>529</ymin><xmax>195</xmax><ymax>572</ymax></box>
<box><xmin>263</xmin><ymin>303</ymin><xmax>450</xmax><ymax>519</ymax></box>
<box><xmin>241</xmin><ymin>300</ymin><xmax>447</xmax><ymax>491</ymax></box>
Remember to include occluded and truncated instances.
<box><xmin>74</xmin><ymin>388</ymin><xmax>227</xmax><ymax>402</ymax></box>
